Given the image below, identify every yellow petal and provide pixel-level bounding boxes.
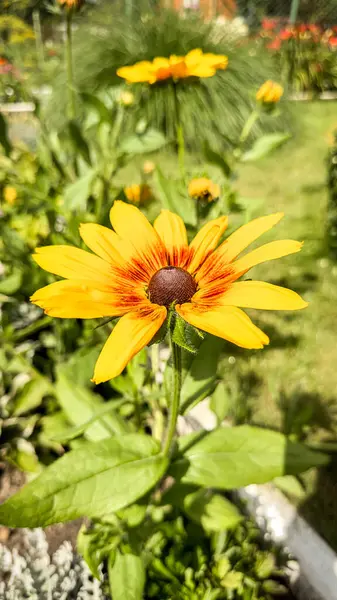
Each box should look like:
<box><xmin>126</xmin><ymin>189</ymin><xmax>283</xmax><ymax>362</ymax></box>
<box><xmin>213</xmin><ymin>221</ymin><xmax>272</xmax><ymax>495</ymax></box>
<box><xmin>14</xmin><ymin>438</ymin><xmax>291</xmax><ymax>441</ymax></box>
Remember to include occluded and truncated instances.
<box><xmin>188</xmin><ymin>65</ymin><xmax>216</xmax><ymax>78</ymax></box>
<box><xmin>187</xmin><ymin>216</ymin><xmax>228</xmax><ymax>274</ymax></box>
<box><xmin>92</xmin><ymin>306</ymin><xmax>167</xmax><ymax>384</ymax></box>
<box><xmin>196</xmin><ymin>212</ymin><xmax>284</xmax><ymax>284</ymax></box>
<box><xmin>79</xmin><ymin>223</ymin><xmax>133</xmax><ymax>265</ymax></box>
<box><xmin>212</xmin><ymin>280</ymin><xmax>308</xmax><ymax>311</ymax></box>
<box><xmin>31</xmin><ymin>279</ymin><xmax>124</xmax><ymax>318</ymax></box>
<box><xmin>185</xmin><ymin>48</ymin><xmax>203</xmax><ymax>67</ymax></box>
<box><xmin>177</xmin><ymin>304</ymin><xmax>269</xmax><ymax>349</ymax></box>
<box><xmin>33</xmin><ymin>246</ymin><xmax>112</xmax><ymax>284</ymax></box>
<box><xmin>110</xmin><ymin>201</ymin><xmax>167</xmax><ymax>273</ymax></box>
<box><xmin>117</xmin><ymin>63</ymin><xmax>153</xmax><ymax>83</ymax></box>
<box><xmin>232</xmin><ymin>240</ymin><xmax>303</xmax><ymax>275</ymax></box>
<box><xmin>154</xmin><ymin>210</ymin><xmax>188</xmax><ymax>266</ymax></box>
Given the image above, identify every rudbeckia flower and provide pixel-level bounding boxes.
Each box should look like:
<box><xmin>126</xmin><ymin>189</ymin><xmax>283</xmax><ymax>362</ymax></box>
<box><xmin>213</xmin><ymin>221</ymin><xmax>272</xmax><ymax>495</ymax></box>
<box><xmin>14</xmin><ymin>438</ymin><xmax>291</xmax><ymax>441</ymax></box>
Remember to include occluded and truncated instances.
<box><xmin>124</xmin><ymin>184</ymin><xmax>152</xmax><ymax>205</ymax></box>
<box><xmin>117</xmin><ymin>49</ymin><xmax>228</xmax><ymax>85</ymax></box>
<box><xmin>31</xmin><ymin>202</ymin><xmax>307</xmax><ymax>384</ymax></box>
<box><xmin>256</xmin><ymin>80</ymin><xmax>284</xmax><ymax>104</ymax></box>
<box><xmin>188</xmin><ymin>178</ymin><xmax>220</xmax><ymax>202</ymax></box>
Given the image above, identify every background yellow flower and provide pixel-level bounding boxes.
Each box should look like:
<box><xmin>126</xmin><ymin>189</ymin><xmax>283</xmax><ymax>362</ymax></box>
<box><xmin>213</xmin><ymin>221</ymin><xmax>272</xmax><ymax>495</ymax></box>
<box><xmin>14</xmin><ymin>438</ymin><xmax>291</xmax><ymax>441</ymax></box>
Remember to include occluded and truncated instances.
<box><xmin>188</xmin><ymin>178</ymin><xmax>221</xmax><ymax>202</ymax></box>
<box><xmin>256</xmin><ymin>80</ymin><xmax>284</xmax><ymax>104</ymax></box>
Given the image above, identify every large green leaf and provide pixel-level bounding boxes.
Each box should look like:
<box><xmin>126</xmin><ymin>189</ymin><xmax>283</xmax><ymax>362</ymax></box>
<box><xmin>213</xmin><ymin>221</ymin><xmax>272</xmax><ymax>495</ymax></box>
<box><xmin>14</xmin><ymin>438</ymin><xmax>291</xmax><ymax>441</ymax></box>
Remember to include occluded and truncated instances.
<box><xmin>120</xmin><ymin>129</ymin><xmax>167</xmax><ymax>155</ymax></box>
<box><xmin>109</xmin><ymin>551</ymin><xmax>146</xmax><ymax>600</ymax></box>
<box><xmin>179</xmin><ymin>335</ymin><xmax>224</xmax><ymax>414</ymax></box>
<box><xmin>13</xmin><ymin>376</ymin><xmax>52</xmax><ymax>416</ymax></box>
<box><xmin>0</xmin><ymin>435</ymin><xmax>168</xmax><ymax>527</ymax></box>
<box><xmin>241</xmin><ymin>133</ymin><xmax>290</xmax><ymax>163</ymax></box>
<box><xmin>55</xmin><ymin>369</ymin><xmax>128</xmax><ymax>440</ymax></box>
<box><xmin>63</xmin><ymin>168</ymin><xmax>97</xmax><ymax>211</ymax></box>
<box><xmin>170</xmin><ymin>426</ymin><xmax>329</xmax><ymax>489</ymax></box>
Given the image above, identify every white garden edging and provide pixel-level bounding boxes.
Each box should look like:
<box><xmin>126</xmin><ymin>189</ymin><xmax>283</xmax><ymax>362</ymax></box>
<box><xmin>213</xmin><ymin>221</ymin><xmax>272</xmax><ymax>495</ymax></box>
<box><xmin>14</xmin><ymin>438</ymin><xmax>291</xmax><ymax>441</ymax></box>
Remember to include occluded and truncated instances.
<box><xmin>180</xmin><ymin>399</ymin><xmax>337</xmax><ymax>600</ymax></box>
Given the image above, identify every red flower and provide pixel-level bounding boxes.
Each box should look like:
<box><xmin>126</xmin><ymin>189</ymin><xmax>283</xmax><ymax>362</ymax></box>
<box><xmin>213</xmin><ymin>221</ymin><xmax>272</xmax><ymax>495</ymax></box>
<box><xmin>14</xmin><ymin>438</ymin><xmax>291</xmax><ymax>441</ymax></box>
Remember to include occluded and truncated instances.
<box><xmin>267</xmin><ymin>37</ymin><xmax>281</xmax><ymax>50</ymax></box>
<box><xmin>262</xmin><ymin>18</ymin><xmax>277</xmax><ymax>31</ymax></box>
<box><xmin>329</xmin><ymin>36</ymin><xmax>337</xmax><ymax>47</ymax></box>
<box><xmin>279</xmin><ymin>28</ymin><xmax>294</xmax><ymax>41</ymax></box>
<box><xmin>297</xmin><ymin>24</ymin><xmax>307</xmax><ymax>33</ymax></box>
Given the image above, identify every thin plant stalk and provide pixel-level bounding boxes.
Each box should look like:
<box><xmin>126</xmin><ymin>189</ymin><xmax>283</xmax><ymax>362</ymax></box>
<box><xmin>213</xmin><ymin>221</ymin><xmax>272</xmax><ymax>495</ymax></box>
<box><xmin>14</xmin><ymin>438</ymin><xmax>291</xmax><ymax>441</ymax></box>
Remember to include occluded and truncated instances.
<box><xmin>239</xmin><ymin>109</ymin><xmax>259</xmax><ymax>145</ymax></box>
<box><xmin>65</xmin><ymin>11</ymin><xmax>76</xmax><ymax>120</ymax></box>
<box><xmin>162</xmin><ymin>333</ymin><xmax>182</xmax><ymax>457</ymax></box>
<box><xmin>173</xmin><ymin>83</ymin><xmax>186</xmax><ymax>179</ymax></box>
<box><xmin>33</xmin><ymin>10</ymin><xmax>44</xmax><ymax>70</ymax></box>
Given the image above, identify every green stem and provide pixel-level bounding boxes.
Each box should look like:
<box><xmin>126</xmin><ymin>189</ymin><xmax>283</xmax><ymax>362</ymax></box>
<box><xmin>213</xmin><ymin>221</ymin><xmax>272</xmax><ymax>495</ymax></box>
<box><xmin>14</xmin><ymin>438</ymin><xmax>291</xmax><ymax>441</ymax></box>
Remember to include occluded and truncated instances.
<box><xmin>66</xmin><ymin>11</ymin><xmax>76</xmax><ymax>120</ymax></box>
<box><xmin>33</xmin><ymin>10</ymin><xmax>44</xmax><ymax>70</ymax></box>
<box><xmin>173</xmin><ymin>83</ymin><xmax>185</xmax><ymax>179</ymax></box>
<box><xmin>239</xmin><ymin>109</ymin><xmax>259</xmax><ymax>145</ymax></box>
<box><xmin>162</xmin><ymin>335</ymin><xmax>182</xmax><ymax>457</ymax></box>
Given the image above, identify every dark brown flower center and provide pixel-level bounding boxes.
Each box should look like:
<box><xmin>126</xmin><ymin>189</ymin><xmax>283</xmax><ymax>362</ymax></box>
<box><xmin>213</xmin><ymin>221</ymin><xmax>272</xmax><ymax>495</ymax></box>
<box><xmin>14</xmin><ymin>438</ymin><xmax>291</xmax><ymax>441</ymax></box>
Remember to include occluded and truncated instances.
<box><xmin>148</xmin><ymin>267</ymin><xmax>197</xmax><ymax>307</ymax></box>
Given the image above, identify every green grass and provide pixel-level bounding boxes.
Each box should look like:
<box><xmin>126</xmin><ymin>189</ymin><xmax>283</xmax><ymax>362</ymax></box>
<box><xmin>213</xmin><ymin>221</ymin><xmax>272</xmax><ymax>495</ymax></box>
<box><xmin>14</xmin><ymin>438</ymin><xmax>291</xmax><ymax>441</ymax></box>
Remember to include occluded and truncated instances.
<box><xmin>223</xmin><ymin>101</ymin><xmax>337</xmax><ymax>550</ymax></box>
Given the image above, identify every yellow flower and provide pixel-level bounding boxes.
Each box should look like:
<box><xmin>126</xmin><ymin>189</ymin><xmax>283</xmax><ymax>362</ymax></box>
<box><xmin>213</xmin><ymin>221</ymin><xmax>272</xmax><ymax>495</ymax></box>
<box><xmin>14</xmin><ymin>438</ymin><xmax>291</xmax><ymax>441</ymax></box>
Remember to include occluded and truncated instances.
<box><xmin>143</xmin><ymin>160</ymin><xmax>156</xmax><ymax>175</ymax></box>
<box><xmin>124</xmin><ymin>184</ymin><xmax>151</xmax><ymax>205</ymax></box>
<box><xmin>58</xmin><ymin>0</ymin><xmax>83</xmax><ymax>8</ymax></box>
<box><xmin>119</xmin><ymin>90</ymin><xmax>135</xmax><ymax>106</ymax></box>
<box><xmin>3</xmin><ymin>186</ymin><xmax>17</xmax><ymax>206</ymax></box>
<box><xmin>256</xmin><ymin>80</ymin><xmax>284</xmax><ymax>104</ymax></box>
<box><xmin>117</xmin><ymin>48</ymin><xmax>228</xmax><ymax>85</ymax></box>
<box><xmin>31</xmin><ymin>202</ymin><xmax>307</xmax><ymax>384</ymax></box>
<box><xmin>188</xmin><ymin>178</ymin><xmax>221</xmax><ymax>202</ymax></box>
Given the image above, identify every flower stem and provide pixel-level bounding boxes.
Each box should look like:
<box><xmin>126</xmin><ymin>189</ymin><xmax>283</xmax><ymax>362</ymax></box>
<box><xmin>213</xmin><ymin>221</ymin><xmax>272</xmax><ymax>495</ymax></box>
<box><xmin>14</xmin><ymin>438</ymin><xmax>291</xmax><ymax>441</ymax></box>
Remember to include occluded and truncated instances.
<box><xmin>173</xmin><ymin>83</ymin><xmax>185</xmax><ymax>179</ymax></box>
<box><xmin>66</xmin><ymin>11</ymin><xmax>76</xmax><ymax>120</ymax></box>
<box><xmin>162</xmin><ymin>335</ymin><xmax>182</xmax><ymax>457</ymax></box>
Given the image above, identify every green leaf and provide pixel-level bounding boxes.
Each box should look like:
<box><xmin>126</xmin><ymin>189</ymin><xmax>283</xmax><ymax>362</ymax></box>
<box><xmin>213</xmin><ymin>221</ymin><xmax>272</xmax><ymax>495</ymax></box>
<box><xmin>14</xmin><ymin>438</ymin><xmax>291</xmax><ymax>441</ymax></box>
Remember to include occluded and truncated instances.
<box><xmin>109</xmin><ymin>551</ymin><xmax>146</xmax><ymax>600</ymax></box>
<box><xmin>204</xmin><ymin>143</ymin><xmax>232</xmax><ymax>178</ymax></box>
<box><xmin>172</xmin><ymin>314</ymin><xmax>198</xmax><ymax>354</ymax></box>
<box><xmin>0</xmin><ymin>434</ymin><xmax>168</xmax><ymax>527</ymax></box>
<box><xmin>56</xmin><ymin>369</ymin><xmax>128</xmax><ymax>440</ymax></box>
<box><xmin>221</xmin><ymin>571</ymin><xmax>243</xmax><ymax>590</ymax></box>
<box><xmin>0</xmin><ymin>269</ymin><xmax>23</xmax><ymax>295</ymax></box>
<box><xmin>273</xmin><ymin>475</ymin><xmax>306</xmax><ymax>499</ymax></box>
<box><xmin>0</xmin><ymin>112</ymin><xmax>12</xmax><ymax>155</ymax></box>
<box><xmin>180</xmin><ymin>335</ymin><xmax>224</xmax><ymax>414</ymax></box>
<box><xmin>13</xmin><ymin>376</ymin><xmax>52</xmax><ymax>416</ymax></box>
<box><xmin>153</xmin><ymin>167</ymin><xmax>197</xmax><ymax>227</ymax></box>
<box><xmin>171</xmin><ymin>426</ymin><xmax>329</xmax><ymax>489</ymax></box>
<box><xmin>255</xmin><ymin>553</ymin><xmax>275</xmax><ymax>580</ymax></box>
<box><xmin>184</xmin><ymin>489</ymin><xmax>242</xmax><ymax>532</ymax></box>
<box><xmin>68</xmin><ymin>120</ymin><xmax>92</xmax><ymax>165</ymax></box>
<box><xmin>120</xmin><ymin>129</ymin><xmax>167</xmax><ymax>155</ymax></box>
<box><xmin>63</xmin><ymin>168</ymin><xmax>97</xmax><ymax>211</ymax></box>
<box><xmin>51</xmin><ymin>399</ymin><xmax>127</xmax><ymax>443</ymax></box>
<box><xmin>80</xmin><ymin>92</ymin><xmax>112</xmax><ymax>123</ymax></box>
<box><xmin>241</xmin><ymin>133</ymin><xmax>291</xmax><ymax>163</ymax></box>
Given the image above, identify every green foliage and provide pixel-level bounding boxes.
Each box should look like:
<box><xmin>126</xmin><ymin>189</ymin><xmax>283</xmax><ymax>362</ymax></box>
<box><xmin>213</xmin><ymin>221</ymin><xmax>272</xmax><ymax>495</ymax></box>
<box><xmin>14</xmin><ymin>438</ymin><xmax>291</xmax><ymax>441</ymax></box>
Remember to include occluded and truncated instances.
<box><xmin>47</xmin><ymin>6</ymin><xmax>283</xmax><ymax>150</ymax></box>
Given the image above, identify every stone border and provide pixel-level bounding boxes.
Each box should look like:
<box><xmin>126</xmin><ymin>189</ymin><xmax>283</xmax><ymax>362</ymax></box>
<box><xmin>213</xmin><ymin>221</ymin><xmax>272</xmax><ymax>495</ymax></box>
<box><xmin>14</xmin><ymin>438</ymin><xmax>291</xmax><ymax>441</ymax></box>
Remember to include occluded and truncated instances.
<box><xmin>180</xmin><ymin>399</ymin><xmax>337</xmax><ymax>600</ymax></box>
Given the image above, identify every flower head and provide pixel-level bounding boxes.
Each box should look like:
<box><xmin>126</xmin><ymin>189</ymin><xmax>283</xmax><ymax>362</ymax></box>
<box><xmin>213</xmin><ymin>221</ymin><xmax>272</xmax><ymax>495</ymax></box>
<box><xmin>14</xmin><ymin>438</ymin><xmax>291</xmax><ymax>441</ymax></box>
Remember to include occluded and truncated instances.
<box><xmin>119</xmin><ymin>90</ymin><xmax>135</xmax><ymax>106</ymax></box>
<box><xmin>124</xmin><ymin>184</ymin><xmax>151</xmax><ymax>205</ymax></box>
<box><xmin>58</xmin><ymin>0</ymin><xmax>83</xmax><ymax>9</ymax></box>
<box><xmin>31</xmin><ymin>202</ymin><xmax>307</xmax><ymax>384</ymax></box>
<box><xmin>117</xmin><ymin>49</ymin><xmax>228</xmax><ymax>85</ymax></box>
<box><xmin>3</xmin><ymin>186</ymin><xmax>17</xmax><ymax>205</ymax></box>
<box><xmin>188</xmin><ymin>178</ymin><xmax>220</xmax><ymax>203</ymax></box>
<box><xmin>256</xmin><ymin>80</ymin><xmax>284</xmax><ymax>105</ymax></box>
<box><xmin>143</xmin><ymin>160</ymin><xmax>156</xmax><ymax>175</ymax></box>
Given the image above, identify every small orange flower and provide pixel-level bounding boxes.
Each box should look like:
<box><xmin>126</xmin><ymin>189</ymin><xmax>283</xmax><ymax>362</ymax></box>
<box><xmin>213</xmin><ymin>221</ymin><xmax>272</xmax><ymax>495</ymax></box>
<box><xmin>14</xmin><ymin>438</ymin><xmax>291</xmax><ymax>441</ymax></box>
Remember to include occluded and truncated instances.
<box><xmin>117</xmin><ymin>49</ymin><xmax>228</xmax><ymax>85</ymax></box>
<box><xmin>31</xmin><ymin>202</ymin><xmax>307</xmax><ymax>384</ymax></box>
<box><xmin>188</xmin><ymin>178</ymin><xmax>220</xmax><ymax>202</ymax></box>
<box><xmin>256</xmin><ymin>80</ymin><xmax>284</xmax><ymax>104</ymax></box>
<box><xmin>124</xmin><ymin>184</ymin><xmax>151</xmax><ymax>205</ymax></box>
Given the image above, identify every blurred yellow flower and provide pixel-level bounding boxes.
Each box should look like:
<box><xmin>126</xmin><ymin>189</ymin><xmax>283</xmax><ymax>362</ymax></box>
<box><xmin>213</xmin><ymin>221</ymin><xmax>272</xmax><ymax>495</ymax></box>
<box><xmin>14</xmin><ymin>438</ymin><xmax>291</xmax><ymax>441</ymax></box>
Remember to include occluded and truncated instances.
<box><xmin>188</xmin><ymin>178</ymin><xmax>220</xmax><ymax>203</ymax></box>
<box><xmin>117</xmin><ymin>49</ymin><xmax>228</xmax><ymax>85</ymax></box>
<box><xmin>256</xmin><ymin>80</ymin><xmax>284</xmax><ymax>104</ymax></box>
<box><xmin>58</xmin><ymin>0</ymin><xmax>83</xmax><ymax>8</ymax></box>
<box><xmin>120</xmin><ymin>90</ymin><xmax>135</xmax><ymax>106</ymax></box>
<box><xmin>143</xmin><ymin>160</ymin><xmax>156</xmax><ymax>174</ymax></box>
<box><xmin>3</xmin><ymin>186</ymin><xmax>17</xmax><ymax>206</ymax></box>
<box><xmin>124</xmin><ymin>184</ymin><xmax>151</xmax><ymax>205</ymax></box>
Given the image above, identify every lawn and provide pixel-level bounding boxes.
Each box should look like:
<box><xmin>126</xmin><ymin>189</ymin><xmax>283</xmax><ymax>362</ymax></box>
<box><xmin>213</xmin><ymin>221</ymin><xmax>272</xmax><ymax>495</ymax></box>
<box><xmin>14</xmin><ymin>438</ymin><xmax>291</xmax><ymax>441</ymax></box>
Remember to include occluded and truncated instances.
<box><xmin>225</xmin><ymin>100</ymin><xmax>337</xmax><ymax>549</ymax></box>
